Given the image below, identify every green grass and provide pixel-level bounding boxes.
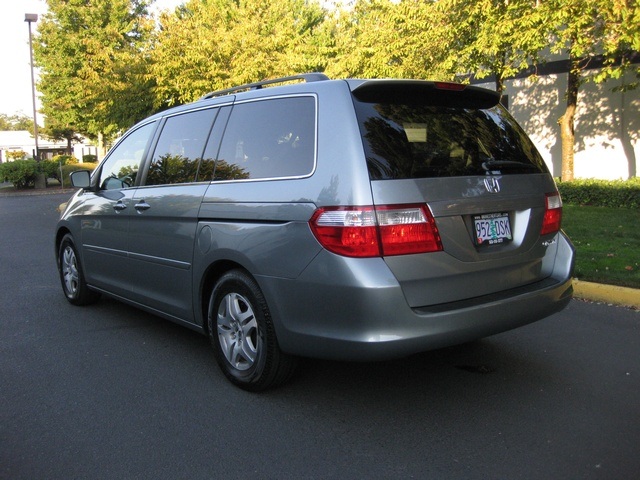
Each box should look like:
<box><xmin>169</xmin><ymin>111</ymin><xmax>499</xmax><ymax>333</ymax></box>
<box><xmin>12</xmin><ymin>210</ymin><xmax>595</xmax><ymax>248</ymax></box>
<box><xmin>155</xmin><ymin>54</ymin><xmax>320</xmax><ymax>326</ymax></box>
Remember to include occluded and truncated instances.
<box><xmin>563</xmin><ymin>205</ymin><xmax>640</xmax><ymax>289</ymax></box>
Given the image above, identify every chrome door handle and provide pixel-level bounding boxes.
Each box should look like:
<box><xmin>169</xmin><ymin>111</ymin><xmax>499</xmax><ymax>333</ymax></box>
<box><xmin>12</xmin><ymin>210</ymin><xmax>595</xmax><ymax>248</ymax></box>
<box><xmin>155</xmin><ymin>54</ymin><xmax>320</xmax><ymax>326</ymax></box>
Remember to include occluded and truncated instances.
<box><xmin>134</xmin><ymin>200</ymin><xmax>151</xmax><ymax>212</ymax></box>
<box><xmin>113</xmin><ymin>200</ymin><xmax>127</xmax><ymax>212</ymax></box>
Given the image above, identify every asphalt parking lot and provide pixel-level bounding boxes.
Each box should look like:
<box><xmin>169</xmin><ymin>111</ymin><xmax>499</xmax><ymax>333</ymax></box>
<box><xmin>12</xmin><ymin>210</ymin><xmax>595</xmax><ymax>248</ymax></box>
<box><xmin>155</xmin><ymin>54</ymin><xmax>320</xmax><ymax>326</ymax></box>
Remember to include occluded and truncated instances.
<box><xmin>1</xmin><ymin>191</ymin><xmax>639</xmax><ymax>479</ymax></box>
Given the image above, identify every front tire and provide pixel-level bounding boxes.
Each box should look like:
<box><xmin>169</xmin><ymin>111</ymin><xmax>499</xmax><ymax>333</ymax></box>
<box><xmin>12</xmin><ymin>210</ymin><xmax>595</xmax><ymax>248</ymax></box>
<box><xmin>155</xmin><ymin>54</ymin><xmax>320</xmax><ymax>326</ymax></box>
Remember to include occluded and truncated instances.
<box><xmin>58</xmin><ymin>233</ymin><xmax>100</xmax><ymax>306</ymax></box>
<box><xmin>208</xmin><ymin>270</ymin><xmax>296</xmax><ymax>391</ymax></box>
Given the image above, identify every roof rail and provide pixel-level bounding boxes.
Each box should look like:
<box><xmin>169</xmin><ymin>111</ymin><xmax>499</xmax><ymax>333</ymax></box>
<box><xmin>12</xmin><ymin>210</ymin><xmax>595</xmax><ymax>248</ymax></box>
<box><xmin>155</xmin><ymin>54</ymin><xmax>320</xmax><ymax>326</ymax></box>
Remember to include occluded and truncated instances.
<box><xmin>199</xmin><ymin>73</ymin><xmax>330</xmax><ymax>100</ymax></box>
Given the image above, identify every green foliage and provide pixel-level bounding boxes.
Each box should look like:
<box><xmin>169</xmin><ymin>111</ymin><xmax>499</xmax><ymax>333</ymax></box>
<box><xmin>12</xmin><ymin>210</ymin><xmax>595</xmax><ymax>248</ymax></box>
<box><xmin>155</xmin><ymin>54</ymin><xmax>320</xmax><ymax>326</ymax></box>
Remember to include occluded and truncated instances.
<box><xmin>431</xmin><ymin>0</ymin><xmax>548</xmax><ymax>91</ymax></box>
<box><xmin>0</xmin><ymin>157</ymin><xmax>97</xmax><ymax>189</ymax></box>
<box><xmin>34</xmin><ymin>0</ymin><xmax>155</xmax><ymax>143</ymax></box>
<box><xmin>563</xmin><ymin>204</ymin><xmax>640</xmax><ymax>288</ymax></box>
<box><xmin>0</xmin><ymin>114</ymin><xmax>36</xmax><ymax>133</ymax></box>
<box><xmin>545</xmin><ymin>0</ymin><xmax>639</xmax><ymax>85</ymax></box>
<box><xmin>82</xmin><ymin>154</ymin><xmax>97</xmax><ymax>163</ymax></box>
<box><xmin>52</xmin><ymin>154</ymin><xmax>76</xmax><ymax>165</ymax></box>
<box><xmin>558</xmin><ymin>178</ymin><xmax>640</xmax><ymax>209</ymax></box>
<box><xmin>151</xmin><ymin>0</ymin><xmax>329</xmax><ymax>108</ymax></box>
<box><xmin>327</xmin><ymin>0</ymin><xmax>550</xmax><ymax>90</ymax></box>
<box><xmin>40</xmin><ymin>159</ymin><xmax>61</xmax><ymax>181</ymax></box>
<box><xmin>6</xmin><ymin>150</ymin><xmax>27</xmax><ymax>161</ymax></box>
<box><xmin>0</xmin><ymin>160</ymin><xmax>38</xmax><ymax>189</ymax></box>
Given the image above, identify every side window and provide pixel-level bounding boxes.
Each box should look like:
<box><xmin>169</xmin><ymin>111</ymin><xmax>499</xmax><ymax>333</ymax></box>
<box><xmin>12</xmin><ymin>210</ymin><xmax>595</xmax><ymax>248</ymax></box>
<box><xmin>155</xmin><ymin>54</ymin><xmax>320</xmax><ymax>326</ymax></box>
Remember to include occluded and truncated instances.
<box><xmin>145</xmin><ymin>108</ymin><xmax>218</xmax><ymax>186</ymax></box>
<box><xmin>214</xmin><ymin>97</ymin><xmax>315</xmax><ymax>181</ymax></box>
<box><xmin>98</xmin><ymin>122</ymin><xmax>156</xmax><ymax>190</ymax></box>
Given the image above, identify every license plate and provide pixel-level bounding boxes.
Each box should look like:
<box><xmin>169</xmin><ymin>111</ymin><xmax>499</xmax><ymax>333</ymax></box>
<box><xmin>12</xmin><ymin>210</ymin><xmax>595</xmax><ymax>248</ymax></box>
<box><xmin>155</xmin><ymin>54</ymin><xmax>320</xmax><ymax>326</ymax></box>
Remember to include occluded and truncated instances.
<box><xmin>473</xmin><ymin>213</ymin><xmax>512</xmax><ymax>246</ymax></box>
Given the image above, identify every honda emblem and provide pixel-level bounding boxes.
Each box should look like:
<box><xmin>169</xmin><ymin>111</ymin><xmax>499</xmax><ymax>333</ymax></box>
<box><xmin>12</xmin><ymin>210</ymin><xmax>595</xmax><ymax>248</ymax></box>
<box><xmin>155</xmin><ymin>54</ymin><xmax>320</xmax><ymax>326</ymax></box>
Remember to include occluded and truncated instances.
<box><xmin>484</xmin><ymin>177</ymin><xmax>501</xmax><ymax>194</ymax></box>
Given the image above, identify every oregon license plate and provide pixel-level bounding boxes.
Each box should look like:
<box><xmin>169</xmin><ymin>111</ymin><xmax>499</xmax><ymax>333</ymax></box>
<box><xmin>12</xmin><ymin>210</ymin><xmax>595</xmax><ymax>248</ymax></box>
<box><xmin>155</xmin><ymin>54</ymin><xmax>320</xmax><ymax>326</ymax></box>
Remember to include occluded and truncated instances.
<box><xmin>474</xmin><ymin>213</ymin><xmax>512</xmax><ymax>245</ymax></box>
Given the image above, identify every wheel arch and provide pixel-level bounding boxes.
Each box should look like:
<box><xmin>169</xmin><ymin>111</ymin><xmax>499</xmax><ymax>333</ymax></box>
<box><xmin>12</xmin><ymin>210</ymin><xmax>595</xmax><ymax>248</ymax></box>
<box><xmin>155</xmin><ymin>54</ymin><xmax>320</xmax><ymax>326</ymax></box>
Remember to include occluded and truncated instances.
<box><xmin>198</xmin><ymin>260</ymin><xmax>252</xmax><ymax>335</ymax></box>
<box><xmin>54</xmin><ymin>227</ymin><xmax>72</xmax><ymax>264</ymax></box>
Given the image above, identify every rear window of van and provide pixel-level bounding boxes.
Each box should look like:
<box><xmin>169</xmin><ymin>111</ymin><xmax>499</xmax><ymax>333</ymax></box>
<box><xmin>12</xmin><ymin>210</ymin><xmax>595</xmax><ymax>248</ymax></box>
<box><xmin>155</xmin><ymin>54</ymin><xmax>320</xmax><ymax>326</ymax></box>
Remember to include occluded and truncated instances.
<box><xmin>352</xmin><ymin>85</ymin><xmax>547</xmax><ymax>180</ymax></box>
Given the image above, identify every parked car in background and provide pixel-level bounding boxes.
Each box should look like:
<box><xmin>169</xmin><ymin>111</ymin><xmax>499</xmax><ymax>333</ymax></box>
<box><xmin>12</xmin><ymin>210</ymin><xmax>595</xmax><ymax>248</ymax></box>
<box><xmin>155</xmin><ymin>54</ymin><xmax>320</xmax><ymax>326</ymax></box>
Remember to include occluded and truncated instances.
<box><xmin>56</xmin><ymin>74</ymin><xmax>575</xmax><ymax>390</ymax></box>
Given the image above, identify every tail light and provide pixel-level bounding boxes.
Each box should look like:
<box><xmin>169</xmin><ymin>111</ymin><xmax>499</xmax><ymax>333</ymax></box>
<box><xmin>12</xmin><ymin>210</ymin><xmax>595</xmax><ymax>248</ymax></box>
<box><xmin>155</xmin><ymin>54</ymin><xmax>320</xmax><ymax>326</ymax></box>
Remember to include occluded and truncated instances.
<box><xmin>309</xmin><ymin>204</ymin><xmax>442</xmax><ymax>258</ymax></box>
<box><xmin>434</xmin><ymin>82</ymin><xmax>466</xmax><ymax>91</ymax></box>
<box><xmin>541</xmin><ymin>193</ymin><xmax>562</xmax><ymax>235</ymax></box>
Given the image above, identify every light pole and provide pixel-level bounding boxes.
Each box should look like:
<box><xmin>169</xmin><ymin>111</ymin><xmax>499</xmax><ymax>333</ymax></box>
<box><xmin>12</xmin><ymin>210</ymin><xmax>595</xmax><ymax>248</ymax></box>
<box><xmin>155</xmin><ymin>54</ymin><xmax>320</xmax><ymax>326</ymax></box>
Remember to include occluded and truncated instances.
<box><xmin>25</xmin><ymin>13</ymin><xmax>39</xmax><ymax>161</ymax></box>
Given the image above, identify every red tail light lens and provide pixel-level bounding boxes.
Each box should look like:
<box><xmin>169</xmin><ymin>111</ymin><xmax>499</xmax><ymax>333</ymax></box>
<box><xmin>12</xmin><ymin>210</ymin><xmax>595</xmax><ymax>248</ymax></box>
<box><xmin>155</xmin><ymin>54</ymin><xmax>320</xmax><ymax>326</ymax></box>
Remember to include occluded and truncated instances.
<box><xmin>541</xmin><ymin>193</ymin><xmax>563</xmax><ymax>235</ymax></box>
<box><xmin>434</xmin><ymin>82</ymin><xmax>466</xmax><ymax>91</ymax></box>
<box><xmin>309</xmin><ymin>204</ymin><xmax>442</xmax><ymax>258</ymax></box>
<box><xmin>309</xmin><ymin>207</ymin><xmax>379</xmax><ymax>257</ymax></box>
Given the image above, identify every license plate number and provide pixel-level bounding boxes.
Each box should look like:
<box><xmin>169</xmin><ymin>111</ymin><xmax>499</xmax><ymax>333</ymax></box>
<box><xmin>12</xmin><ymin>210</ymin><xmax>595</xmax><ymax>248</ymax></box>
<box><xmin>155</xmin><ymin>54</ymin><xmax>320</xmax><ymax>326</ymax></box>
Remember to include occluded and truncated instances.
<box><xmin>474</xmin><ymin>213</ymin><xmax>512</xmax><ymax>245</ymax></box>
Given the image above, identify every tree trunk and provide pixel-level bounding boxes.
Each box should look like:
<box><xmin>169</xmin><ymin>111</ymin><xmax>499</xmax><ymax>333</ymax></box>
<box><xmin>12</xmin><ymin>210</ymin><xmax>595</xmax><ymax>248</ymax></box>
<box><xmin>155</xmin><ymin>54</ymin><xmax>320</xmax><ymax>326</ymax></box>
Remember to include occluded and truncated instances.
<box><xmin>97</xmin><ymin>132</ymin><xmax>107</xmax><ymax>161</ymax></box>
<box><xmin>560</xmin><ymin>63</ymin><xmax>580</xmax><ymax>182</ymax></box>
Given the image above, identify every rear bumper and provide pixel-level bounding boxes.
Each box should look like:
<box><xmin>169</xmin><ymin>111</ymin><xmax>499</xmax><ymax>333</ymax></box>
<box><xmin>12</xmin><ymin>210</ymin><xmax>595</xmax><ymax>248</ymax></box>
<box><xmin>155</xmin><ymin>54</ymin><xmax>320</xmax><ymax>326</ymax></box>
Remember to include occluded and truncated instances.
<box><xmin>259</xmin><ymin>232</ymin><xmax>575</xmax><ymax>361</ymax></box>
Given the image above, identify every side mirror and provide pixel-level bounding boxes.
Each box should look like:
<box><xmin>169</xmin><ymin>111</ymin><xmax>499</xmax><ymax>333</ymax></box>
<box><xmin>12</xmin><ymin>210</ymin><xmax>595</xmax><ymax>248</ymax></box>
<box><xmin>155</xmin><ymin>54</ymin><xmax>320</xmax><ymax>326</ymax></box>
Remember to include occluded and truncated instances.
<box><xmin>69</xmin><ymin>170</ymin><xmax>91</xmax><ymax>189</ymax></box>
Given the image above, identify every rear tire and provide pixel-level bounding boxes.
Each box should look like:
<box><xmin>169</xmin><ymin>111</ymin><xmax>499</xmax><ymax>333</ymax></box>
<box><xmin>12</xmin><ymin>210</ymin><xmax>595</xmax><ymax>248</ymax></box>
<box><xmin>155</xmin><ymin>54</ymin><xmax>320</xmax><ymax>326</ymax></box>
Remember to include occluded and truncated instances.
<box><xmin>208</xmin><ymin>270</ymin><xmax>297</xmax><ymax>391</ymax></box>
<box><xmin>58</xmin><ymin>233</ymin><xmax>100</xmax><ymax>306</ymax></box>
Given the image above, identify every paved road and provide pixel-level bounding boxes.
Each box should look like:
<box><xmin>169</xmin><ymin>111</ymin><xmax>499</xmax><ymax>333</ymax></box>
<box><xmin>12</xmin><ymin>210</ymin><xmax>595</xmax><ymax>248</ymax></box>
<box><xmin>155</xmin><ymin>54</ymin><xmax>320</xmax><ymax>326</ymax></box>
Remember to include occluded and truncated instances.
<box><xmin>1</xmin><ymin>192</ymin><xmax>639</xmax><ymax>479</ymax></box>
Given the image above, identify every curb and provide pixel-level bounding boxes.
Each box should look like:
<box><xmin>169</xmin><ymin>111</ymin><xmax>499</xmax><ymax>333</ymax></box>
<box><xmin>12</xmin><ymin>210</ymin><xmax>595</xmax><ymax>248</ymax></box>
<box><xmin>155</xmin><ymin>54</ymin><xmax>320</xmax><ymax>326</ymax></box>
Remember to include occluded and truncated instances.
<box><xmin>0</xmin><ymin>187</ymin><xmax>76</xmax><ymax>197</ymax></box>
<box><xmin>573</xmin><ymin>279</ymin><xmax>639</xmax><ymax>310</ymax></box>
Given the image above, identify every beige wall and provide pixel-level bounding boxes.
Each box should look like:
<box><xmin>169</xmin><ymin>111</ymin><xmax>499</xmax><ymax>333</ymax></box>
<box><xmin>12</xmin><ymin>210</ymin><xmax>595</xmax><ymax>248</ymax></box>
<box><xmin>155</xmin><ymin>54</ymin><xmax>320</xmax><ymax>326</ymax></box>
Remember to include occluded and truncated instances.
<box><xmin>479</xmin><ymin>70</ymin><xmax>639</xmax><ymax>180</ymax></box>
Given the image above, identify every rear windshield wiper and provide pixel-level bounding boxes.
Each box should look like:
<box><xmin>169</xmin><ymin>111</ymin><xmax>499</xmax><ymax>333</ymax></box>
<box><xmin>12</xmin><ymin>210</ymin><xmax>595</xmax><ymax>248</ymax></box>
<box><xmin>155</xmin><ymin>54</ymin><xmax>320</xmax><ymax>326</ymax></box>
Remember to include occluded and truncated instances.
<box><xmin>482</xmin><ymin>160</ymin><xmax>541</xmax><ymax>173</ymax></box>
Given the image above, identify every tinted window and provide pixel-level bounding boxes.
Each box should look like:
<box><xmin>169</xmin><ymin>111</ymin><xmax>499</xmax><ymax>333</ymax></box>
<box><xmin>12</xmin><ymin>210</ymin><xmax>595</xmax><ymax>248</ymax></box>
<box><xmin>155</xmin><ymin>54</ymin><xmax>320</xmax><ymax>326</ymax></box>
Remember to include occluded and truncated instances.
<box><xmin>145</xmin><ymin>108</ymin><xmax>217</xmax><ymax>186</ymax></box>
<box><xmin>353</xmin><ymin>92</ymin><xmax>547</xmax><ymax>180</ymax></box>
<box><xmin>98</xmin><ymin>122</ymin><xmax>155</xmax><ymax>190</ymax></box>
<box><xmin>214</xmin><ymin>97</ymin><xmax>315</xmax><ymax>181</ymax></box>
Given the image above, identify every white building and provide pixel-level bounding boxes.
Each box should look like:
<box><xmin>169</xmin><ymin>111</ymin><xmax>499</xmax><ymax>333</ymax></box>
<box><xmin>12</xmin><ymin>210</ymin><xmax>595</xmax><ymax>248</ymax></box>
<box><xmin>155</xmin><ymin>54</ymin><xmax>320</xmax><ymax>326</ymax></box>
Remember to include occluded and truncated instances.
<box><xmin>0</xmin><ymin>130</ymin><xmax>97</xmax><ymax>163</ymax></box>
<box><xmin>475</xmin><ymin>64</ymin><xmax>639</xmax><ymax>180</ymax></box>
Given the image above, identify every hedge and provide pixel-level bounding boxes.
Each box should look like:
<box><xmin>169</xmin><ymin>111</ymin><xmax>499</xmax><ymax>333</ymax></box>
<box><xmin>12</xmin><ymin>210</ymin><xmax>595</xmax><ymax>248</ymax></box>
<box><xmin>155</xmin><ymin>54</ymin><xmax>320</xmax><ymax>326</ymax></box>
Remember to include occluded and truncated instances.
<box><xmin>0</xmin><ymin>159</ymin><xmax>38</xmax><ymax>189</ymax></box>
<box><xmin>557</xmin><ymin>178</ymin><xmax>640</xmax><ymax>209</ymax></box>
<box><xmin>0</xmin><ymin>159</ymin><xmax>97</xmax><ymax>189</ymax></box>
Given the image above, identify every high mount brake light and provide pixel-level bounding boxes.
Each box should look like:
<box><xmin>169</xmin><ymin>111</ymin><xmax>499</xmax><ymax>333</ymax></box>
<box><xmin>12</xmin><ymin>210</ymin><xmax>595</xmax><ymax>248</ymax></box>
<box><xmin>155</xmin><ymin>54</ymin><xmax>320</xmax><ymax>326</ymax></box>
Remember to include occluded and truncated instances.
<box><xmin>309</xmin><ymin>205</ymin><xmax>443</xmax><ymax>258</ymax></box>
<box><xmin>434</xmin><ymin>82</ymin><xmax>466</xmax><ymax>91</ymax></box>
<box><xmin>541</xmin><ymin>193</ymin><xmax>563</xmax><ymax>235</ymax></box>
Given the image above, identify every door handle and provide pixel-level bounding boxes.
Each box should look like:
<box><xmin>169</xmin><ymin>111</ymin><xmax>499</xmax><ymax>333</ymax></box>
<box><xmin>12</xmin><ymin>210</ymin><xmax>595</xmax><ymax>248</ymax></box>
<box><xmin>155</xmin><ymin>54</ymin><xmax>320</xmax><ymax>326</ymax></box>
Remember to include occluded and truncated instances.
<box><xmin>134</xmin><ymin>200</ymin><xmax>151</xmax><ymax>212</ymax></box>
<box><xmin>113</xmin><ymin>200</ymin><xmax>127</xmax><ymax>212</ymax></box>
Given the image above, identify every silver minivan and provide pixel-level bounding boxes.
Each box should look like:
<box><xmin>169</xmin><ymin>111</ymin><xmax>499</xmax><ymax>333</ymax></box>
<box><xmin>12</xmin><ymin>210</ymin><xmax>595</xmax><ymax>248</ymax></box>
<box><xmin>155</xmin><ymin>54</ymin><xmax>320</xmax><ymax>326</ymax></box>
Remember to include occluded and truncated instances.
<box><xmin>56</xmin><ymin>74</ymin><xmax>575</xmax><ymax>390</ymax></box>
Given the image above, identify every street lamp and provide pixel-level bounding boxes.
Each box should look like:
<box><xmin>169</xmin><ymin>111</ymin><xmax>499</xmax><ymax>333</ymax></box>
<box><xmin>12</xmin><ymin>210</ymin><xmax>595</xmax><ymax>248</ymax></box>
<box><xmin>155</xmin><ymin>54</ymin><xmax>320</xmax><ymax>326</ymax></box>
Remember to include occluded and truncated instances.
<box><xmin>25</xmin><ymin>13</ymin><xmax>39</xmax><ymax>161</ymax></box>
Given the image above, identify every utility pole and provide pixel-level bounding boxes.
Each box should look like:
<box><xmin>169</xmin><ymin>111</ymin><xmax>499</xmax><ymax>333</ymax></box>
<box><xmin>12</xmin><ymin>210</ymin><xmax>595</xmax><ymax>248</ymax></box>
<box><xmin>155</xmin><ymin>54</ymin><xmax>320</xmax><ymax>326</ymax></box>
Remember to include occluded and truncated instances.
<box><xmin>25</xmin><ymin>13</ymin><xmax>39</xmax><ymax>161</ymax></box>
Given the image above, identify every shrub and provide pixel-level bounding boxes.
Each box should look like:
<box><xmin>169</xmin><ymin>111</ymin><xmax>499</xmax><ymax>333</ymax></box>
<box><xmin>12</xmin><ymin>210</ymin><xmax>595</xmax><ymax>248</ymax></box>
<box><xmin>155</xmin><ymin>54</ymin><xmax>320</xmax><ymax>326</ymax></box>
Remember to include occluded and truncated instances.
<box><xmin>82</xmin><ymin>154</ymin><xmax>97</xmax><ymax>163</ymax></box>
<box><xmin>6</xmin><ymin>150</ymin><xmax>27</xmax><ymax>161</ymax></box>
<box><xmin>0</xmin><ymin>159</ymin><xmax>38</xmax><ymax>189</ymax></box>
<box><xmin>557</xmin><ymin>178</ymin><xmax>640</xmax><ymax>209</ymax></box>
<box><xmin>40</xmin><ymin>159</ymin><xmax>61</xmax><ymax>181</ymax></box>
<box><xmin>52</xmin><ymin>154</ymin><xmax>76</xmax><ymax>166</ymax></box>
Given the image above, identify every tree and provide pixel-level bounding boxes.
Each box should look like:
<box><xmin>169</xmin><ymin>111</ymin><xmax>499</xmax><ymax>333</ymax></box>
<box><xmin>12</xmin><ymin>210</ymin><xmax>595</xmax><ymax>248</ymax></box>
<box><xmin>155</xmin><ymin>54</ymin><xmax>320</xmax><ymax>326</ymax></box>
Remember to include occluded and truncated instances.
<box><xmin>544</xmin><ymin>0</ymin><xmax>639</xmax><ymax>181</ymax></box>
<box><xmin>326</xmin><ymin>0</ymin><xmax>454</xmax><ymax>80</ymax></box>
<box><xmin>151</xmin><ymin>0</ymin><xmax>329</xmax><ymax>109</ymax></box>
<box><xmin>327</xmin><ymin>0</ymin><xmax>547</xmax><ymax>92</ymax></box>
<box><xmin>34</xmin><ymin>0</ymin><xmax>156</xmax><ymax>151</ymax></box>
<box><xmin>0</xmin><ymin>113</ymin><xmax>36</xmax><ymax>133</ymax></box>
<box><xmin>426</xmin><ymin>0</ymin><xmax>549</xmax><ymax>95</ymax></box>
<box><xmin>41</xmin><ymin>116</ymin><xmax>83</xmax><ymax>155</ymax></box>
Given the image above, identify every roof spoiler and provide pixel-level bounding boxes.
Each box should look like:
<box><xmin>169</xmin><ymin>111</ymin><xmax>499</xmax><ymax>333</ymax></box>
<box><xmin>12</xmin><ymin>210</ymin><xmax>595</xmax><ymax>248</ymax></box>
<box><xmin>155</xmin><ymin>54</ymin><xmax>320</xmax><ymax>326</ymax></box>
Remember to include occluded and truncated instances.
<box><xmin>351</xmin><ymin>80</ymin><xmax>500</xmax><ymax>109</ymax></box>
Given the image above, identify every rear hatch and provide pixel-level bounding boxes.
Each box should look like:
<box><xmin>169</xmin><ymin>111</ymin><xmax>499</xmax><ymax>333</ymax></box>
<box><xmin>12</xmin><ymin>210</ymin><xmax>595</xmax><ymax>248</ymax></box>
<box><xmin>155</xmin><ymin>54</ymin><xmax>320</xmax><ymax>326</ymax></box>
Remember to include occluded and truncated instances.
<box><xmin>349</xmin><ymin>80</ymin><xmax>563</xmax><ymax>307</ymax></box>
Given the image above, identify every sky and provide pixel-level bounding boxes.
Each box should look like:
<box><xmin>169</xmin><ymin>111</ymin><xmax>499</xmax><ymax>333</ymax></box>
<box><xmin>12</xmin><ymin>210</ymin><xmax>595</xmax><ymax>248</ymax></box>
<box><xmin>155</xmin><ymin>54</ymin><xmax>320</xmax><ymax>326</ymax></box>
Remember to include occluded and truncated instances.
<box><xmin>0</xmin><ymin>0</ymin><xmax>183</xmax><ymax>122</ymax></box>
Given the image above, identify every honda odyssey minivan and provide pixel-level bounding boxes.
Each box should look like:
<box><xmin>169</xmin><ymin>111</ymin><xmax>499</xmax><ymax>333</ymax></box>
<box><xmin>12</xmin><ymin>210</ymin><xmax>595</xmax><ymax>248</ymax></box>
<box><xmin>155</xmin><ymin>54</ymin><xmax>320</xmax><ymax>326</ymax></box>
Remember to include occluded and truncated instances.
<box><xmin>56</xmin><ymin>74</ymin><xmax>575</xmax><ymax>390</ymax></box>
